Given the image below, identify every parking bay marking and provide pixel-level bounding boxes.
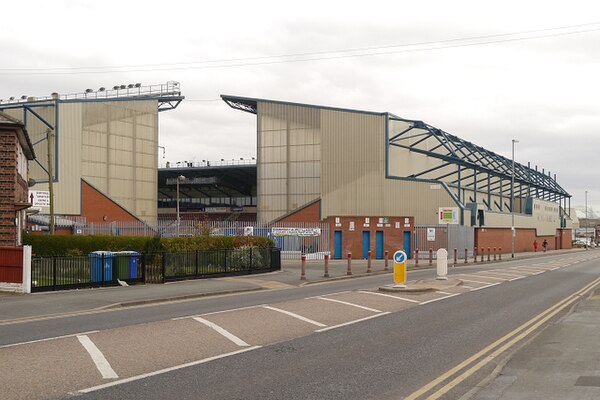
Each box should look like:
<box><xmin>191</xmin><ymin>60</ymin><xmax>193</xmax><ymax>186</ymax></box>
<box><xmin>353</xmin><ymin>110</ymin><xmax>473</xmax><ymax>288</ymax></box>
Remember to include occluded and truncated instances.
<box><xmin>77</xmin><ymin>335</ymin><xmax>118</xmax><ymax>379</ymax></box>
<box><xmin>192</xmin><ymin>316</ymin><xmax>250</xmax><ymax>347</ymax></box>
<box><xmin>262</xmin><ymin>305</ymin><xmax>327</xmax><ymax>327</ymax></box>
<box><xmin>357</xmin><ymin>290</ymin><xmax>421</xmax><ymax>304</ymax></box>
<box><xmin>316</xmin><ymin>297</ymin><xmax>383</xmax><ymax>313</ymax></box>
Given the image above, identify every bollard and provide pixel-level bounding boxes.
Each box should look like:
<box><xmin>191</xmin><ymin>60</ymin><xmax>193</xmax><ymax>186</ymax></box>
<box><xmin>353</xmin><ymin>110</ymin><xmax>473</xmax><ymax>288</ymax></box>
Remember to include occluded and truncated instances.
<box><xmin>474</xmin><ymin>248</ymin><xmax>477</xmax><ymax>263</ymax></box>
<box><xmin>301</xmin><ymin>254</ymin><xmax>307</xmax><ymax>280</ymax></box>
<box><xmin>464</xmin><ymin>248</ymin><xmax>468</xmax><ymax>263</ymax></box>
<box><xmin>367</xmin><ymin>250</ymin><xmax>372</xmax><ymax>273</ymax></box>
<box><xmin>499</xmin><ymin>247</ymin><xmax>502</xmax><ymax>261</ymax></box>
<box><xmin>453</xmin><ymin>248</ymin><xmax>457</xmax><ymax>266</ymax></box>
<box><xmin>415</xmin><ymin>249</ymin><xmax>419</xmax><ymax>265</ymax></box>
<box><xmin>429</xmin><ymin>248</ymin><xmax>433</xmax><ymax>266</ymax></box>
<box><xmin>480</xmin><ymin>248</ymin><xmax>484</xmax><ymax>262</ymax></box>
<box><xmin>384</xmin><ymin>251</ymin><xmax>389</xmax><ymax>271</ymax></box>
<box><xmin>347</xmin><ymin>252</ymin><xmax>352</xmax><ymax>275</ymax></box>
<box><xmin>436</xmin><ymin>248</ymin><xmax>448</xmax><ymax>280</ymax></box>
<box><xmin>323</xmin><ymin>254</ymin><xmax>330</xmax><ymax>278</ymax></box>
<box><xmin>487</xmin><ymin>247</ymin><xmax>491</xmax><ymax>262</ymax></box>
<box><xmin>493</xmin><ymin>247</ymin><xmax>497</xmax><ymax>261</ymax></box>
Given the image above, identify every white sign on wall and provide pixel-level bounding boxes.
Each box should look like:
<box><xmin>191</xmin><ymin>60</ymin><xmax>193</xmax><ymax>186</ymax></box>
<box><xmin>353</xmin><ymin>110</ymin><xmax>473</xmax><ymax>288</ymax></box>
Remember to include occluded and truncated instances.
<box><xmin>427</xmin><ymin>228</ymin><xmax>436</xmax><ymax>241</ymax></box>
<box><xmin>28</xmin><ymin>191</ymin><xmax>50</xmax><ymax>207</ymax></box>
<box><xmin>272</xmin><ymin>227</ymin><xmax>321</xmax><ymax>237</ymax></box>
<box><xmin>438</xmin><ymin>207</ymin><xmax>459</xmax><ymax>224</ymax></box>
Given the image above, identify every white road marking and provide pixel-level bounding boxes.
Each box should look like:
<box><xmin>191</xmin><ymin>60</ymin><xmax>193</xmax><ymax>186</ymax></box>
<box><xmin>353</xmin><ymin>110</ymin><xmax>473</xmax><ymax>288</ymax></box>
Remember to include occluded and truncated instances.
<box><xmin>419</xmin><ymin>293</ymin><xmax>461</xmax><ymax>305</ymax></box>
<box><xmin>262</xmin><ymin>305</ymin><xmax>327</xmax><ymax>327</ymax></box>
<box><xmin>0</xmin><ymin>330</ymin><xmax>99</xmax><ymax>349</ymax></box>
<box><xmin>484</xmin><ymin>271</ymin><xmax>525</xmax><ymax>278</ymax></box>
<box><xmin>78</xmin><ymin>346</ymin><xmax>261</xmax><ymax>394</ymax></box>
<box><xmin>315</xmin><ymin>312</ymin><xmax>391</xmax><ymax>332</ymax></box>
<box><xmin>316</xmin><ymin>297</ymin><xmax>382</xmax><ymax>313</ymax></box>
<box><xmin>193</xmin><ymin>317</ymin><xmax>250</xmax><ymax>347</ymax></box>
<box><xmin>172</xmin><ymin>304</ymin><xmax>264</xmax><ymax>320</ymax></box>
<box><xmin>470</xmin><ymin>283</ymin><xmax>501</xmax><ymax>291</ymax></box>
<box><xmin>77</xmin><ymin>335</ymin><xmax>118</xmax><ymax>379</ymax></box>
<box><xmin>460</xmin><ymin>273</ymin><xmax>506</xmax><ymax>281</ymax></box>
<box><xmin>304</xmin><ymin>291</ymin><xmax>351</xmax><ymax>300</ymax></box>
<box><xmin>436</xmin><ymin>291</ymin><xmax>453</xmax><ymax>295</ymax></box>
<box><xmin>357</xmin><ymin>290</ymin><xmax>421</xmax><ymax>303</ymax></box>
<box><xmin>458</xmin><ymin>278</ymin><xmax>497</xmax><ymax>285</ymax></box>
<box><xmin>462</xmin><ymin>285</ymin><xmax>474</xmax><ymax>289</ymax></box>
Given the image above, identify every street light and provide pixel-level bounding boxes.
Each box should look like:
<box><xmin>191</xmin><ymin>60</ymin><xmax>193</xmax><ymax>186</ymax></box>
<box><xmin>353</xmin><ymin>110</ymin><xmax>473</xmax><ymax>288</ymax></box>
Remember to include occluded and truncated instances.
<box><xmin>511</xmin><ymin>139</ymin><xmax>519</xmax><ymax>258</ymax></box>
<box><xmin>176</xmin><ymin>175</ymin><xmax>186</xmax><ymax>237</ymax></box>
<box><xmin>585</xmin><ymin>190</ymin><xmax>588</xmax><ymax>245</ymax></box>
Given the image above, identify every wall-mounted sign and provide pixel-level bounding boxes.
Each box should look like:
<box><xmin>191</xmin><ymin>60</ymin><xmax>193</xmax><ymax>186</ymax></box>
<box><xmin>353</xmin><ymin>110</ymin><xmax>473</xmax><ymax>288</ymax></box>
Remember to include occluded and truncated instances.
<box><xmin>28</xmin><ymin>190</ymin><xmax>50</xmax><ymax>207</ymax></box>
<box><xmin>427</xmin><ymin>228</ymin><xmax>436</xmax><ymax>241</ymax></box>
<box><xmin>349</xmin><ymin>221</ymin><xmax>355</xmax><ymax>231</ymax></box>
<box><xmin>438</xmin><ymin>207</ymin><xmax>459</xmax><ymax>224</ymax></box>
<box><xmin>272</xmin><ymin>227</ymin><xmax>321</xmax><ymax>237</ymax></box>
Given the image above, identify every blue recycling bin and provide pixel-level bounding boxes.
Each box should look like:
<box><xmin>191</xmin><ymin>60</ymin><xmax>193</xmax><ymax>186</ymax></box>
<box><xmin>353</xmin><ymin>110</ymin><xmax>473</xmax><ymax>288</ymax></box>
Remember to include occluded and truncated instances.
<box><xmin>89</xmin><ymin>251</ymin><xmax>114</xmax><ymax>282</ymax></box>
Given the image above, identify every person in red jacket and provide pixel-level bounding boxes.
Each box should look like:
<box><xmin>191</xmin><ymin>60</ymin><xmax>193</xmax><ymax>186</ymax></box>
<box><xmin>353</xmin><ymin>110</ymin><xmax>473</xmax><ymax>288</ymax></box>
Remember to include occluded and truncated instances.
<box><xmin>533</xmin><ymin>240</ymin><xmax>538</xmax><ymax>252</ymax></box>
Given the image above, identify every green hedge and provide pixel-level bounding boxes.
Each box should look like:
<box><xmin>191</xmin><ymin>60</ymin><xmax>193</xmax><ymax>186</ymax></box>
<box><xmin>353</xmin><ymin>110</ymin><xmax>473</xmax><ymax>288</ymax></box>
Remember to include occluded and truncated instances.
<box><xmin>23</xmin><ymin>232</ymin><xmax>275</xmax><ymax>256</ymax></box>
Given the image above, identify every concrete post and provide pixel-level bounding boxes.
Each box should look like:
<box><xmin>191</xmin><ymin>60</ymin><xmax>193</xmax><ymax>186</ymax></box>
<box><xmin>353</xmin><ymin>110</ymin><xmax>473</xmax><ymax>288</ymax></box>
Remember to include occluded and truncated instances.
<box><xmin>323</xmin><ymin>254</ymin><xmax>330</xmax><ymax>278</ymax></box>
<box><xmin>22</xmin><ymin>245</ymin><xmax>32</xmax><ymax>294</ymax></box>
<box><xmin>367</xmin><ymin>250</ymin><xmax>372</xmax><ymax>273</ymax></box>
<box><xmin>436</xmin><ymin>248</ymin><xmax>448</xmax><ymax>280</ymax></box>
<box><xmin>300</xmin><ymin>255</ymin><xmax>306</xmax><ymax>280</ymax></box>
<box><xmin>384</xmin><ymin>251</ymin><xmax>389</xmax><ymax>271</ymax></box>
<box><xmin>347</xmin><ymin>252</ymin><xmax>352</xmax><ymax>275</ymax></box>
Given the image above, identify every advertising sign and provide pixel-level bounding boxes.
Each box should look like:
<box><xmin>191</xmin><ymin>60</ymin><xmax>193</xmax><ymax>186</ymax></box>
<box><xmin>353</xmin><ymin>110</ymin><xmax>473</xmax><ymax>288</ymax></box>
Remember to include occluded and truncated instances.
<box><xmin>271</xmin><ymin>227</ymin><xmax>321</xmax><ymax>237</ymax></box>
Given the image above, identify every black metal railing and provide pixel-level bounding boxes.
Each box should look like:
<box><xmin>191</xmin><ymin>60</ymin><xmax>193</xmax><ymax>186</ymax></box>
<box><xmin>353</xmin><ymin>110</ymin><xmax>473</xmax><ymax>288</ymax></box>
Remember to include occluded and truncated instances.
<box><xmin>31</xmin><ymin>247</ymin><xmax>280</xmax><ymax>291</ymax></box>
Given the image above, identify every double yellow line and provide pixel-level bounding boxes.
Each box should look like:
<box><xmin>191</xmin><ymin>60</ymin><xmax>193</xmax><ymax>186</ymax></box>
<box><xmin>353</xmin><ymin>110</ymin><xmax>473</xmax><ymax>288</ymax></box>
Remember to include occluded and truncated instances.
<box><xmin>405</xmin><ymin>276</ymin><xmax>600</xmax><ymax>400</ymax></box>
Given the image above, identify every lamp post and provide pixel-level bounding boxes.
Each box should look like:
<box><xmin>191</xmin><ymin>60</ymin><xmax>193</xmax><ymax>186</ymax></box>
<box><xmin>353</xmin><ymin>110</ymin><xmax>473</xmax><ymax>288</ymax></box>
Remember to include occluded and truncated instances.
<box><xmin>585</xmin><ymin>190</ymin><xmax>588</xmax><ymax>242</ymax></box>
<box><xmin>511</xmin><ymin>139</ymin><xmax>519</xmax><ymax>258</ymax></box>
<box><xmin>176</xmin><ymin>175</ymin><xmax>186</xmax><ymax>237</ymax></box>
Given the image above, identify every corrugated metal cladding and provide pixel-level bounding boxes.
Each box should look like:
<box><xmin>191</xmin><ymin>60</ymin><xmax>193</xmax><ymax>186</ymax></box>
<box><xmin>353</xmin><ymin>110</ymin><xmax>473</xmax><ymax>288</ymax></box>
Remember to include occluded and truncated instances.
<box><xmin>5</xmin><ymin>99</ymin><xmax>158</xmax><ymax>224</ymax></box>
<box><xmin>254</xmin><ymin>101</ymin><xmax>459</xmax><ymax>225</ymax></box>
<box><xmin>257</xmin><ymin>101</ymin><xmax>321</xmax><ymax>223</ymax></box>
<box><xmin>81</xmin><ymin>100</ymin><xmax>158</xmax><ymax>224</ymax></box>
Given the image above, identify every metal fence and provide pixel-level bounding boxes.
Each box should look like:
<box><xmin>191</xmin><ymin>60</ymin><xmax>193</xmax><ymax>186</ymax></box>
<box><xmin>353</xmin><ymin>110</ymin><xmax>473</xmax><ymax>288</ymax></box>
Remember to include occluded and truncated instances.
<box><xmin>31</xmin><ymin>247</ymin><xmax>281</xmax><ymax>292</ymax></box>
<box><xmin>413</xmin><ymin>225</ymin><xmax>475</xmax><ymax>259</ymax></box>
<box><xmin>66</xmin><ymin>220</ymin><xmax>329</xmax><ymax>260</ymax></box>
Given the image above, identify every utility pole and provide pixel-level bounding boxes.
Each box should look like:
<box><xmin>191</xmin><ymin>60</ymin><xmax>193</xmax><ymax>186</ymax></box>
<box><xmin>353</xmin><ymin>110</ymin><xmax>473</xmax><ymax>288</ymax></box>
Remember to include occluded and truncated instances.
<box><xmin>46</xmin><ymin>128</ymin><xmax>55</xmax><ymax>234</ymax></box>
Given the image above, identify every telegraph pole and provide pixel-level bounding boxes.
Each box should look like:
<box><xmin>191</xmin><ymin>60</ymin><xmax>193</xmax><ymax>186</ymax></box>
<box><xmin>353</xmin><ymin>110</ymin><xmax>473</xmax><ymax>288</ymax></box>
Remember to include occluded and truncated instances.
<box><xmin>46</xmin><ymin>128</ymin><xmax>55</xmax><ymax>234</ymax></box>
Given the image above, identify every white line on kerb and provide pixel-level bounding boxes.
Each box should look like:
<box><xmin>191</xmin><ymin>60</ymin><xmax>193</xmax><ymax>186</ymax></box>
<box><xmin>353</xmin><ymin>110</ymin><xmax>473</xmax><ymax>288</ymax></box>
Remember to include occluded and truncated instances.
<box><xmin>0</xmin><ymin>330</ymin><xmax>100</xmax><ymax>349</ymax></box>
<box><xmin>193</xmin><ymin>317</ymin><xmax>250</xmax><ymax>347</ymax></box>
<box><xmin>315</xmin><ymin>312</ymin><xmax>391</xmax><ymax>333</ymax></box>
<box><xmin>316</xmin><ymin>297</ymin><xmax>382</xmax><ymax>313</ymax></box>
<box><xmin>78</xmin><ymin>346</ymin><xmax>261</xmax><ymax>394</ymax></box>
<box><xmin>262</xmin><ymin>306</ymin><xmax>326</xmax><ymax>327</ymax></box>
<box><xmin>77</xmin><ymin>335</ymin><xmax>118</xmax><ymax>379</ymax></box>
<box><xmin>357</xmin><ymin>290</ymin><xmax>420</xmax><ymax>304</ymax></box>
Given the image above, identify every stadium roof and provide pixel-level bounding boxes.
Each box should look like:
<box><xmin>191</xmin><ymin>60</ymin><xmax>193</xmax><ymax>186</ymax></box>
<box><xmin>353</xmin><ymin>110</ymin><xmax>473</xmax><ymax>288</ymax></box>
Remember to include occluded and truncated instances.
<box><xmin>222</xmin><ymin>95</ymin><xmax>570</xmax><ymax>205</ymax></box>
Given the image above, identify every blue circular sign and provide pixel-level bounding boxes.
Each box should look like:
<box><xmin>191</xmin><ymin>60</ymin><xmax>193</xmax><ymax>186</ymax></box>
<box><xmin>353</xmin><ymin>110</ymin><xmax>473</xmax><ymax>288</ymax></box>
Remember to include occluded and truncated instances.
<box><xmin>393</xmin><ymin>251</ymin><xmax>406</xmax><ymax>263</ymax></box>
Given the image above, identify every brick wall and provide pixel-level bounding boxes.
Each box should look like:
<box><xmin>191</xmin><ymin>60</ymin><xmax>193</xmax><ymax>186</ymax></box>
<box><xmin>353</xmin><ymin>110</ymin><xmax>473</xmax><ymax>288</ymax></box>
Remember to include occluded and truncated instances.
<box><xmin>0</xmin><ymin>132</ymin><xmax>17</xmax><ymax>246</ymax></box>
<box><xmin>475</xmin><ymin>227</ymin><xmax>572</xmax><ymax>253</ymax></box>
<box><xmin>276</xmin><ymin>200</ymin><xmax>321</xmax><ymax>223</ymax></box>
<box><xmin>81</xmin><ymin>180</ymin><xmax>141</xmax><ymax>223</ymax></box>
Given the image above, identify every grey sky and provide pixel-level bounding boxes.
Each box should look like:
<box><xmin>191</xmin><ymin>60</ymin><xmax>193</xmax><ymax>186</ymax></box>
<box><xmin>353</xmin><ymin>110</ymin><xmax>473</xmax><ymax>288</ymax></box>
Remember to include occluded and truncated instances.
<box><xmin>1</xmin><ymin>0</ymin><xmax>598</xmax><ymax>212</ymax></box>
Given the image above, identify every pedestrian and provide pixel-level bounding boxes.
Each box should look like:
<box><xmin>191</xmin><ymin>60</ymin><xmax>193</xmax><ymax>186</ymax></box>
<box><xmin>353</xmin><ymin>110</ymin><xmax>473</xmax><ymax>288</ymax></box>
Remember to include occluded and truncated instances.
<box><xmin>542</xmin><ymin>239</ymin><xmax>548</xmax><ymax>252</ymax></box>
<box><xmin>533</xmin><ymin>240</ymin><xmax>538</xmax><ymax>252</ymax></box>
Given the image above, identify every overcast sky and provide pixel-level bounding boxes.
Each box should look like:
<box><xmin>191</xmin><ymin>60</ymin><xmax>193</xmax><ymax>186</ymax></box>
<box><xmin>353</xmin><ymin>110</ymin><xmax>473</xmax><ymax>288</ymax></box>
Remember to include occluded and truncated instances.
<box><xmin>1</xmin><ymin>0</ymin><xmax>598</xmax><ymax>214</ymax></box>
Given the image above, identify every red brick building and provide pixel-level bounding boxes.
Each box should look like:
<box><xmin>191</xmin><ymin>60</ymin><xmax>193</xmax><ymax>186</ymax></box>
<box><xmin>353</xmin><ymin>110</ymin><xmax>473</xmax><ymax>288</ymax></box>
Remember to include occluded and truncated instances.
<box><xmin>0</xmin><ymin>112</ymin><xmax>35</xmax><ymax>246</ymax></box>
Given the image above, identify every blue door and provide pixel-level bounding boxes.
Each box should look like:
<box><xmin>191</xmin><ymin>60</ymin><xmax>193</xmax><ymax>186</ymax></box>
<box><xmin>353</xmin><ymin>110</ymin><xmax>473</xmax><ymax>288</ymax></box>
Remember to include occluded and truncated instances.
<box><xmin>334</xmin><ymin>231</ymin><xmax>343</xmax><ymax>259</ymax></box>
<box><xmin>376</xmin><ymin>231</ymin><xmax>384</xmax><ymax>259</ymax></box>
<box><xmin>362</xmin><ymin>231</ymin><xmax>370</xmax><ymax>259</ymax></box>
<box><xmin>403</xmin><ymin>231</ymin><xmax>412</xmax><ymax>259</ymax></box>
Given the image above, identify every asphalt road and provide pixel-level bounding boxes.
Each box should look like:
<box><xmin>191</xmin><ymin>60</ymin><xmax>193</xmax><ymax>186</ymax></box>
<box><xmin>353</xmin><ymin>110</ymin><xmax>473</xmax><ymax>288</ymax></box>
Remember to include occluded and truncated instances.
<box><xmin>2</xmin><ymin>252</ymin><xmax>599</xmax><ymax>400</ymax></box>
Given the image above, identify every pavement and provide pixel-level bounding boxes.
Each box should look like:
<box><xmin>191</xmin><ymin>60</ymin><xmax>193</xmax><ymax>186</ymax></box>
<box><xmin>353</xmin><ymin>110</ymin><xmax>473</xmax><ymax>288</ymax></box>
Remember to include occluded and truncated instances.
<box><xmin>1</xmin><ymin>247</ymin><xmax>598</xmax><ymax>399</ymax></box>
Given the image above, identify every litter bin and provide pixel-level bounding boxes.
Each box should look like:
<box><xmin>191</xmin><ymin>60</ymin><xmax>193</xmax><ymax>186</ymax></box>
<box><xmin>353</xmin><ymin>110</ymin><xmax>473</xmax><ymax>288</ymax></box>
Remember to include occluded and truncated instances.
<box><xmin>114</xmin><ymin>251</ymin><xmax>140</xmax><ymax>279</ymax></box>
<box><xmin>89</xmin><ymin>251</ymin><xmax>114</xmax><ymax>282</ymax></box>
<box><xmin>112</xmin><ymin>252</ymin><xmax>131</xmax><ymax>280</ymax></box>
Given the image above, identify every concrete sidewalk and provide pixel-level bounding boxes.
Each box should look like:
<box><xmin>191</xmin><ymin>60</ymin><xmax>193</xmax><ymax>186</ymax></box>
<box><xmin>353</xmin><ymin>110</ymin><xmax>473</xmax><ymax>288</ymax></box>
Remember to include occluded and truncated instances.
<box><xmin>0</xmin><ymin>248</ymin><xmax>588</xmax><ymax>323</ymax></box>
<box><xmin>471</xmin><ymin>285</ymin><xmax>600</xmax><ymax>400</ymax></box>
